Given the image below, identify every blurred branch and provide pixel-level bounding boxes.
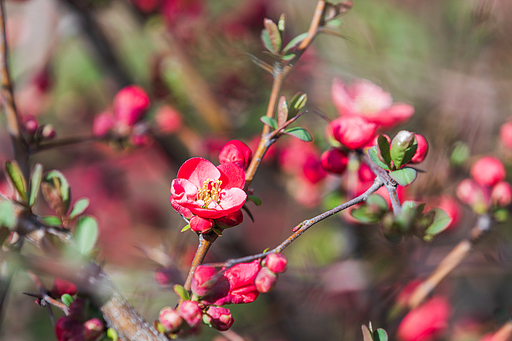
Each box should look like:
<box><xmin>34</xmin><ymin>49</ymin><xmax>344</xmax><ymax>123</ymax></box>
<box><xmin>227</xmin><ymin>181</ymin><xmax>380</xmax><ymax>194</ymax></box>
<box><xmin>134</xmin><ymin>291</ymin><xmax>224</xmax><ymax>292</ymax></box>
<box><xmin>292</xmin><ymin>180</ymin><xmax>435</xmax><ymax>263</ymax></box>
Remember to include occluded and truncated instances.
<box><xmin>32</xmin><ymin>135</ymin><xmax>104</xmax><ymax>153</ymax></box>
<box><xmin>26</xmin><ymin>270</ymin><xmax>70</xmax><ymax>316</ymax></box>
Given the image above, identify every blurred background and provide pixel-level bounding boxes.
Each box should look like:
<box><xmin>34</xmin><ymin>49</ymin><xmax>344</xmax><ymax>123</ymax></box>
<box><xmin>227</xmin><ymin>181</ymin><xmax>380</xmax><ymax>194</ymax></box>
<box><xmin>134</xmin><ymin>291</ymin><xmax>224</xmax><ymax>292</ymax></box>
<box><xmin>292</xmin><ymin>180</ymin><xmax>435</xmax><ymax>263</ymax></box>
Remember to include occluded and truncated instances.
<box><xmin>2</xmin><ymin>0</ymin><xmax>512</xmax><ymax>340</ymax></box>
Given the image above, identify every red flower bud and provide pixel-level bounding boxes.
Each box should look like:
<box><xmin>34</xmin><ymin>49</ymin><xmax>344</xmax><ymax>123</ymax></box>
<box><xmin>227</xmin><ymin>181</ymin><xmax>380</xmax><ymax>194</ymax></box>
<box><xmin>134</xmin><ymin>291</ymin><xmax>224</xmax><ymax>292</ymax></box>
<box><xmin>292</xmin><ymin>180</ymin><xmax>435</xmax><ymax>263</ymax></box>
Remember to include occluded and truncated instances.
<box><xmin>500</xmin><ymin>121</ymin><xmax>512</xmax><ymax>149</ymax></box>
<box><xmin>204</xmin><ymin>306</ymin><xmax>234</xmax><ymax>331</ymax></box>
<box><xmin>23</xmin><ymin>116</ymin><xmax>38</xmax><ymax>135</ymax></box>
<box><xmin>218</xmin><ymin>140</ymin><xmax>252</xmax><ymax>169</ymax></box>
<box><xmin>178</xmin><ymin>300</ymin><xmax>202</xmax><ymax>328</ymax></box>
<box><xmin>456</xmin><ymin>179</ymin><xmax>487</xmax><ymax>212</ymax></box>
<box><xmin>255</xmin><ymin>267</ymin><xmax>278</xmax><ymax>293</ymax></box>
<box><xmin>41</xmin><ymin>124</ymin><xmax>56</xmax><ymax>140</ymax></box>
<box><xmin>82</xmin><ymin>318</ymin><xmax>104</xmax><ymax>341</ymax></box>
<box><xmin>52</xmin><ymin>278</ymin><xmax>77</xmax><ymax>298</ymax></box>
<box><xmin>330</xmin><ymin>116</ymin><xmax>377</xmax><ymax>150</ymax></box>
<box><xmin>190</xmin><ymin>216</ymin><xmax>214</xmax><ymax>233</ymax></box>
<box><xmin>410</xmin><ymin>134</ymin><xmax>428</xmax><ymax>164</ymax></box>
<box><xmin>92</xmin><ymin>112</ymin><xmax>115</xmax><ymax>137</ymax></box>
<box><xmin>491</xmin><ymin>181</ymin><xmax>512</xmax><ymax>207</ymax></box>
<box><xmin>471</xmin><ymin>156</ymin><xmax>506</xmax><ymax>187</ymax></box>
<box><xmin>397</xmin><ymin>297</ymin><xmax>450</xmax><ymax>341</ymax></box>
<box><xmin>114</xmin><ymin>85</ymin><xmax>150</xmax><ymax>127</ymax></box>
<box><xmin>154</xmin><ymin>268</ymin><xmax>177</xmax><ymax>288</ymax></box>
<box><xmin>155</xmin><ymin>105</ymin><xmax>182</xmax><ymax>133</ymax></box>
<box><xmin>215</xmin><ymin>210</ymin><xmax>243</xmax><ymax>229</ymax></box>
<box><xmin>321</xmin><ymin>148</ymin><xmax>349</xmax><ymax>175</ymax></box>
<box><xmin>263</xmin><ymin>253</ymin><xmax>288</xmax><ymax>274</ymax></box>
<box><xmin>191</xmin><ymin>265</ymin><xmax>218</xmax><ymax>297</ymax></box>
<box><xmin>158</xmin><ymin>306</ymin><xmax>183</xmax><ymax>332</ymax></box>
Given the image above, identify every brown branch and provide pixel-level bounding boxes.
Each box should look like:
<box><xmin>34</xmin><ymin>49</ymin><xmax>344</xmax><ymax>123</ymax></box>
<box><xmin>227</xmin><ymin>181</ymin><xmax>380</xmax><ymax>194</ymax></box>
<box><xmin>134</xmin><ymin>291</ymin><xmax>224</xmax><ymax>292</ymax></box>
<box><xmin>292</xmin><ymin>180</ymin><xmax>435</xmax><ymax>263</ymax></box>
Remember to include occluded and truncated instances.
<box><xmin>26</xmin><ymin>270</ymin><xmax>70</xmax><ymax>316</ymax></box>
<box><xmin>31</xmin><ymin>135</ymin><xmax>104</xmax><ymax>153</ymax></box>
<box><xmin>182</xmin><ymin>232</ymin><xmax>218</xmax><ymax>292</ymax></box>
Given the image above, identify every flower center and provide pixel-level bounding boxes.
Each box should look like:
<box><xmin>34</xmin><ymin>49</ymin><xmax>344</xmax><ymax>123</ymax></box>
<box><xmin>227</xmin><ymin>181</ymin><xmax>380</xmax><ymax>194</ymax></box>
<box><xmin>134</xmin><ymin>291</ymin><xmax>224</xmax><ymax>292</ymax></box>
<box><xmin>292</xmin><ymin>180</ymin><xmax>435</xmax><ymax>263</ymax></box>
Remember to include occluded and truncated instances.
<box><xmin>196</xmin><ymin>179</ymin><xmax>223</xmax><ymax>208</ymax></box>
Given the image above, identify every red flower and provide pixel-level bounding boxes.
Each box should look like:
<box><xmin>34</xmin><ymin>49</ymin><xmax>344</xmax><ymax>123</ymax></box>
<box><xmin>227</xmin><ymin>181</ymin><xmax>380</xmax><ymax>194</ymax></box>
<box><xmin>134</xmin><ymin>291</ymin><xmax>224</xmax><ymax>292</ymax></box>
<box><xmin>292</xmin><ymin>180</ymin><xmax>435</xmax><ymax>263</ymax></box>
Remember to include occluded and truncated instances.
<box><xmin>330</xmin><ymin>116</ymin><xmax>377</xmax><ymax>150</ymax></box>
<box><xmin>321</xmin><ymin>148</ymin><xmax>349</xmax><ymax>175</ymax></box>
<box><xmin>114</xmin><ymin>85</ymin><xmax>150</xmax><ymax>127</ymax></box>
<box><xmin>397</xmin><ymin>297</ymin><xmax>450</xmax><ymax>341</ymax></box>
<box><xmin>218</xmin><ymin>140</ymin><xmax>252</xmax><ymax>170</ymax></box>
<box><xmin>170</xmin><ymin>157</ymin><xmax>247</xmax><ymax>220</ymax></box>
<box><xmin>471</xmin><ymin>156</ymin><xmax>506</xmax><ymax>187</ymax></box>
<box><xmin>500</xmin><ymin>120</ymin><xmax>512</xmax><ymax>149</ymax></box>
<box><xmin>52</xmin><ymin>278</ymin><xmax>77</xmax><ymax>298</ymax></box>
<box><xmin>410</xmin><ymin>134</ymin><xmax>429</xmax><ymax>164</ymax></box>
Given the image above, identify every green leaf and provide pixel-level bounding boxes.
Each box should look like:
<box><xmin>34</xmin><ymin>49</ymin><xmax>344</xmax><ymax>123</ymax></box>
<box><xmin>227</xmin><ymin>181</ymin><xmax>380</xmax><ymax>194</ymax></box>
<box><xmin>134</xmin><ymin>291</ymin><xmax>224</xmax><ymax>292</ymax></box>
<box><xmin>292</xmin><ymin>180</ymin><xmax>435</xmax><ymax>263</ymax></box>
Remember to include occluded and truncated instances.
<box><xmin>4</xmin><ymin>161</ymin><xmax>28</xmax><ymax>203</ymax></box>
<box><xmin>277</xmin><ymin>96</ymin><xmax>288</xmax><ymax>127</ymax></box>
<box><xmin>289</xmin><ymin>93</ymin><xmax>307</xmax><ymax>113</ymax></box>
<box><xmin>281</xmin><ymin>53</ymin><xmax>295</xmax><ymax>61</ymax></box>
<box><xmin>494</xmin><ymin>208</ymin><xmax>509</xmax><ymax>222</ymax></box>
<box><xmin>377</xmin><ymin>135</ymin><xmax>392</xmax><ymax>168</ymax></box>
<box><xmin>68</xmin><ymin>198</ymin><xmax>90</xmax><ymax>220</ymax></box>
<box><xmin>278</xmin><ymin>13</ymin><xmax>286</xmax><ymax>34</ymax></box>
<box><xmin>350</xmin><ymin>205</ymin><xmax>382</xmax><ymax>224</ymax></box>
<box><xmin>247</xmin><ymin>195</ymin><xmax>262</xmax><ymax>206</ymax></box>
<box><xmin>368</xmin><ymin>147</ymin><xmax>390</xmax><ymax>170</ymax></box>
<box><xmin>389</xmin><ymin>168</ymin><xmax>417</xmax><ymax>186</ymax></box>
<box><xmin>73</xmin><ymin>216</ymin><xmax>99</xmax><ymax>256</ymax></box>
<box><xmin>401</xmin><ymin>143</ymin><xmax>418</xmax><ymax>166</ymax></box>
<box><xmin>362</xmin><ymin>325</ymin><xmax>373</xmax><ymax>341</ymax></box>
<box><xmin>450</xmin><ymin>141</ymin><xmax>470</xmax><ymax>166</ymax></box>
<box><xmin>45</xmin><ymin>170</ymin><xmax>70</xmax><ymax>204</ymax></box>
<box><xmin>263</xmin><ymin>18</ymin><xmax>282</xmax><ymax>52</ymax></box>
<box><xmin>0</xmin><ymin>200</ymin><xmax>16</xmax><ymax>230</ymax></box>
<box><xmin>424</xmin><ymin>208</ymin><xmax>451</xmax><ymax>236</ymax></box>
<box><xmin>284</xmin><ymin>127</ymin><xmax>312</xmax><ymax>142</ymax></box>
<box><xmin>42</xmin><ymin>170</ymin><xmax>71</xmax><ymax>218</ymax></box>
<box><xmin>260</xmin><ymin>116</ymin><xmax>278</xmax><ymax>130</ymax></box>
<box><xmin>61</xmin><ymin>294</ymin><xmax>74</xmax><ymax>307</ymax></box>
<box><xmin>29</xmin><ymin>163</ymin><xmax>43</xmax><ymax>207</ymax></box>
<box><xmin>173</xmin><ymin>284</ymin><xmax>190</xmax><ymax>301</ymax></box>
<box><xmin>260</xmin><ymin>29</ymin><xmax>275</xmax><ymax>53</ymax></box>
<box><xmin>41</xmin><ymin>216</ymin><xmax>62</xmax><ymax>227</ymax></box>
<box><xmin>367</xmin><ymin>193</ymin><xmax>388</xmax><ymax>211</ymax></box>
<box><xmin>283</xmin><ymin>32</ymin><xmax>308</xmax><ymax>53</ymax></box>
<box><xmin>374</xmin><ymin>328</ymin><xmax>388</xmax><ymax>341</ymax></box>
<box><xmin>180</xmin><ymin>224</ymin><xmax>191</xmax><ymax>232</ymax></box>
<box><xmin>106</xmin><ymin>328</ymin><xmax>118</xmax><ymax>341</ymax></box>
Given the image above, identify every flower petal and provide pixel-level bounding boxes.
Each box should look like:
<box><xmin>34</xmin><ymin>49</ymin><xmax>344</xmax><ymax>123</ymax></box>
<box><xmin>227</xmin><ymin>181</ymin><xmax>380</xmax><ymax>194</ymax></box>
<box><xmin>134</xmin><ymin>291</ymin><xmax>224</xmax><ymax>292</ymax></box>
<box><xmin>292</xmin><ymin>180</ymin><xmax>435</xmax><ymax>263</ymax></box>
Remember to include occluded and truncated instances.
<box><xmin>217</xmin><ymin>163</ymin><xmax>245</xmax><ymax>189</ymax></box>
<box><xmin>177</xmin><ymin>157</ymin><xmax>220</xmax><ymax>188</ymax></box>
<box><xmin>369</xmin><ymin>103</ymin><xmax>414</xmax><ymax>129</ymax></box>
<box><xmin>331</xmin><ymin>78</ymin><xmax>357</xmax><ymax>117</ymax></box>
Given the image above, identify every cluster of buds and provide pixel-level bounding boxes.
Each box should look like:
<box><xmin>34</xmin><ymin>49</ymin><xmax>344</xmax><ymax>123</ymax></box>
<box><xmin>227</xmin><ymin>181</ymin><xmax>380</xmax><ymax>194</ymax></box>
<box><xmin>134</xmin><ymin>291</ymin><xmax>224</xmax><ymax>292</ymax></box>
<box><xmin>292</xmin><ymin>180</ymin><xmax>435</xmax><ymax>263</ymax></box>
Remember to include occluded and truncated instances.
<box><xmin>54</xmin><ymin>299</ymin><xmax>105</xmax><ymax>341</ymax></box>
<box><xmin>254</xmin><ymin>253</ymin><xmax>288</xmax><ymax>293</ymax></box>
<box><xmin>21</xmin><ymin>115</ymin><xmax>56</xmax><ymax>144</ymax></box>
<box><xmin>92</xmin><ymin>85</ymin><xmax>151</xmax><ymax>147</ymax></box>
<box><xmin>456</xmin><ymin>156</ymin><xmax>511</xmax><ymax>215</ymax></box>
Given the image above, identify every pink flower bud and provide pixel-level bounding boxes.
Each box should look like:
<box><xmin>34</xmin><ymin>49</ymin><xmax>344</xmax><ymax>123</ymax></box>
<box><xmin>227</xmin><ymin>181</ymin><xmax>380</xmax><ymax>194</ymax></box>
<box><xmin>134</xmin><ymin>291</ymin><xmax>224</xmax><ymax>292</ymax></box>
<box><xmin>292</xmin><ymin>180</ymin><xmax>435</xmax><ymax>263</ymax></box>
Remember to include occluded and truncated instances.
<box><xmin>500</xmin><ymin>121</ymin><xmax>512</xmax><ymax>149</ymax></box>
<box><xmin>330</xmin><ymin>116</ymin><xmax>377</xmax><ymax>150</ymax></box>
<box><xmin>155</xmin><ymin>105</ymin><xmax>182</xmax><ymax>133</ymax></box>
<box><xmin>52</xmin><ymin>278</ymin><xmax>77</xmax><ymax>297</ymax></box>
<box><xmin>456</xmin><ymin>179</ymin><xmax>487</xmax><ymax>211</ymax></box>
<box><xmin>204</xmin><ymin>306</ymin><xmax>234</xmax><ymax>331</ymax></box>
<box><xmin>215</xmin><ymin>210</ymin><xmax>243</xmax><ymax>229</ymax></box>
<box><xmin>158</xmin><ymin>307</ymin><xmax>183</xmax><ymax>332</ymax></box>
<box><xmin>178</xmin><ymin>300</ymin><xmax>202</xmax><ymax>328</ymax></box>
<box><xmin>321</xmin><ymin>148</ymin><xmax>349</xmax><ymax>175</ymax></box>
<box><xmin>130</xmin><ymin>132</ymin><xmax>152</xmax><ymax>147</ymax></box>
<box><xmin>55</xmin><ymin>316</ymin><xmax>82</xmax><ymax>341</ymax></box>
<box><xmin>397</xmin><ymin>297</ymin><xmax>450</xmax><ymax>341</ymax></box>
<box><xmin>41</xmin><ymin>124</ymin><xmax>56</xmax><ymax>140</ymax></box>
<box><xmin>471</xmin><ymin>156</ymin><xmax>506</xmax><ymax>187</ymax></box>
<box><xmin>410</xmin><ymin>134</ymin><xmax>428</xmax><ymax>164</ymax></box>
<box><xmin>82</xmin><ymin>318</ymin><xmax>104</xmax><ymax>341</ymax></box>
<box><xmin>154</xmin><ymin>268</ymin><xmax>175</xmax><ymax>288</ymax></box>
<box><xmin>23</xmin><ymin>116</ymin><xmax>38</xmax><ymax>135</ymax></box>
<box><xmin>255</xmin><ymin>267</ymin><xmax>278</xmax><ymax>293</ymax></box>
<box><xmin>190</xmin><ymin>216</ymin><xmax>213</xmax><ymax>233</ymax></box>
<box><xmin>191</xmin><ymin>265</ymin><xmax>218</xmax><ymax>297</ymax></box>
<box><xmin>491</xmin><ymin>181</ymin><xmax>512</xmax><ymax>207</ymax></box>
<box><xmin>92</xmin><ymin>112</ymin><xmax>115</xmax><ymax>137</ymax></box>
<box><xmin>263</xmin><ymin>253</ymin><xmax>288</xmax><ymax>274</ymax></box>
<box><xmin>218</xmin><ymin>140</ymin><xmax>252</xmax><ymax>169</ymax></box>
<box><xmin>114</xmin><ymin>85</ymin><xmax>150</xmax><ymax>127</ymax></box>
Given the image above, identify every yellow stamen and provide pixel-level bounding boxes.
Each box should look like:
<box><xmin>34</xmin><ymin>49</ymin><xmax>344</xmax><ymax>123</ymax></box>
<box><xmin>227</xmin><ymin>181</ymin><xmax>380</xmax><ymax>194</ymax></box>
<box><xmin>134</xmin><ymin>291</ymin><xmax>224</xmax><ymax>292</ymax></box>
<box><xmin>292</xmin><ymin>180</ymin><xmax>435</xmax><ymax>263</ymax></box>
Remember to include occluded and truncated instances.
<box><xmin>196</xmin><ymin>179</ymin><xmax>223</xmax><ymax>208</ymax></box>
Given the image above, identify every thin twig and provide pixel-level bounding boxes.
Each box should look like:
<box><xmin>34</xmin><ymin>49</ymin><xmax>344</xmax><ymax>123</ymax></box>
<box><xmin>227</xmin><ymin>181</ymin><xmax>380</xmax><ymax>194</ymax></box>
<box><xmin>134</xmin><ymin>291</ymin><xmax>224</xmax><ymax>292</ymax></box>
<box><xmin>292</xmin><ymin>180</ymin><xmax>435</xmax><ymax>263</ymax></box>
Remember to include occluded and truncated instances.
<box><xmin>26</xmin><ymin>270</ymin><xmax>70</xmax><ymax>316</ymax></box>
<box><xmin>182</xmin><ymin>232</ymin><xmax>218</xmax><ymax>292</ymax></box>
<box><xmin>31</xmin><ymin>135</ymin><xmax>104</xmax><ymax>153</ymax></box>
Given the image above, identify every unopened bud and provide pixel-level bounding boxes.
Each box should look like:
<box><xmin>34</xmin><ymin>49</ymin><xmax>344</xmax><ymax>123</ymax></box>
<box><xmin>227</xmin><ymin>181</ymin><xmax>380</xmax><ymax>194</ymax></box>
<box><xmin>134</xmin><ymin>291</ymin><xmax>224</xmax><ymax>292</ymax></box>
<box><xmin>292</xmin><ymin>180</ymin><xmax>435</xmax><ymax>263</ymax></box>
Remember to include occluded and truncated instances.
<box><xmin>491</xmin><ymin>181</ymin><xmax>512</xmax><ymax>207</ymax></box>
<box><xmin>410</xmin><ymin>134</ymin><xmax>429</xmax><ymax>164</ymax></box>
<box><xmin>178</xmin><ymin>301</ymin><xmax>202</xmax><ymax>328</ymax></box>
<box><xmin>52</xmin><ymin>278</ymin><xmax>77</xmax><ymax>298</ymax></box>
<box><xmin>321</xmin><ymin>148</ymin><xmax>349</xmax><ymax>175</ymax></box>
<box><xmin>456</xmin><ymin>179</ymin><xmax>488</xmax><ymax>213</ymax></box>
<box><xmin>23</xmin><ymin>117</ymin><xmax>39</xmax><ymax>135</ymax></box>
<box><xmin>471</xmin><ymin>156</ymin><xmax>506</xmax><ymax>187</ymax></box>
<box><xmin>191</xmin><ymin>265</ymin><xmax>218</xmax><ymax>297</ymax></box>
<box><xmin>204</xmin><ymin>306</ymin><xmax>234</xmax><ymax>331</ymax></box>
<box><xmin>92</xmin><ymin>112</ymin><xmax>115</xmax><ymax>137</ymax></box>
<box><xmin>255</xmin><ymin>267</ymin><xmax>278</xmax><ymax>293</ymax></box>
<box><xmin>190</xmin><ymin>216</ymin><xmax>213</xmax><ymax>233</ymax></box>
<box><xmin>218</xmin><ymin>140</ymin><xmax>252</xmax><ymax>170</ymax></box>
<box><xmin>114</xmin><ymin>85</ymin><xmax>150</xmax><ymax>127</ymax></box>
<box><xmin>263</xmin><ymin>253</ymin><xmax>288</xmax><ymax>274</ymax></box>
<box><xmin>41</xmin><ymin>124</ymin><xmax>56</xmax><ymax>140</ymax></box>
<box><xmin>155</xmin><ymin>105</ymin><xmax>182</xmax><ymax>133</ymax></box>
<box><xmin>159</xmin><ymin>307</ymin><xmax>183</xmax><ymax>332</ymax></box>
<box><xmin>215</xmin><ymin>210</ymin><xmax>243</xmax><ymax>229</ymax></box>
<box><xmin>82</xmin><ymin>318</ymin><xmax>104</xmax><ymax>341</ymax></box>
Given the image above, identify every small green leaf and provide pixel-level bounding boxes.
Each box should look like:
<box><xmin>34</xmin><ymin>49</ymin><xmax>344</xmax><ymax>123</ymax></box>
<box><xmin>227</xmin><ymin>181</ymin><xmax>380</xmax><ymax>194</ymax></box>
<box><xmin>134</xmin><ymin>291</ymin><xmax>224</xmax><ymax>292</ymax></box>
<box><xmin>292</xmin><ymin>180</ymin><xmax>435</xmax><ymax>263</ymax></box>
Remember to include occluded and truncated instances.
<box><xmin>389</xmin><ymin>168</ymin><xmax>417</xmax><ymax>186</ymax></box>
<box><xmin>106</xmin><ymin>328</ymin><xmax>118</xmax><ymax>341</ymax></box>
<box><xmin>368</xmin><ymin>147</ymin><xmax>390</xmax><ymax>170</ymax></box>
<box><xmin>73</xmin><ymin>216</ymin><xmax>99</xmax><ymax>256</ymax></box>
<box><xmin>377</xmin><ymin>135</ymin><xmax>392</xmax><ymax>168</ymax></box>
<box><xmin>362</xmin><ymin>325</ymin><xmax>373</xmax><ymax>341</ymax></box>
<box><xmin>402</xmin><ymin>143</ymin><xmax>418</xmax><ymax>166</ymax></box>
<box><xmin>4</xmin><ymin>161</ymin><xmax>28</xmax><ymax>203</ymax></box>
<box><xmin>263</xmin><ymin>18</ymin><xmax>282</xmax><ymax>52</ymax></box>
<box><xmin>284</xmin><ymin>127</ymin><xmax>312</xmax><ymax>142</ymax></box>
<box><xmin>180</xmin><ymin>224</ymin><xmax>191</xmax><ymax>232</ymax></box>
<box><xmin>289</xmin><ymin>93</ymin><xmax>307</xmax><ymax>113</ymax></box>
<box><xmin>424</xmin><ymin>208</ymin><xmax>451</xmax><ymax>236</ymax></box>
<box><xmin>68</xmin><ymin>198</ymin><xmax>90</xmax><ymax>220</ymax></box>
<box><xmin>44</xmin><ymin>170</ymin><xmax>70</xmax><ymax>204</ymax></box>
<box><xmin>61</xmin><ymin>294</ymin><xmax>74</xmax><ymax>307</ymax></box>
<box><xmin>374</xmin><ymin>328</ymin><xmax>388</xmax><ymax>341</ymax></box>
<box><xmin>494</xmin><ymin>208</ymin><xmax>509</xmax><ymax>222</ymax></box>
<box><xmin>29</xmin><ymin>163</ymin><xmax>43</xmax><ymax>207</ymax></box>
<box><xmin>350</xmin><ymin>205</ymin><xmax>382</xmax><ymax>224</ymax></box>
<box><xmin>41</xmin><ymin>216</ymin><xmax>62</xmax><ymax>227</ymax></box>
<box><xmin>367</xmin><ymin>194</ymin><xmax>388</xmax><ymax>211</ymax></box>
<box><xmin>260</xmin><ymin>116</ymin><xmax>278</xmax><ymax>130</ymax></box>
<box><xmin>281</xmin><ymin>53</ymin><xmax>295</xmax><ymax>61</ymax></box>
<box><xmin>278</xmin><ymin>13</ymin><xmax>286</xmax><ymax>34</ymax></box>
<box><xmin>277</xmin><ymin>96</ymin><xmax>288</xmax><ymax>127</ymax></box>
<box><xmin>0</xmin><ymin>200</ymin><xmax>16</xmax><ymax>230</ymax></box>
<box><xmin>260</xmin><ymin>29</ymin><xmax>274</xmax><ymax>53</ymax></box>
<box><xmin>283</xmin><ymin>32</ymin><xmax>308</xmax><ymax>53</ymax></box>
<box><xmin>42</xmin><ymin>170</ymin><xmax>71</xmax><ymax>218</ymax></box>
<box><xmin>450</xmin><ymin>141</ymin><xmax>470</xmax><ymax>166</ymax></box>
<box><xmin>247</xmin><ymin>195</ymin><xmax>262</xmax><ymax>206</ymax></box>
<box><xmin>173</xmin><ymin>284</ymin><xmax>190</xmax><ymax>301</ymax></box>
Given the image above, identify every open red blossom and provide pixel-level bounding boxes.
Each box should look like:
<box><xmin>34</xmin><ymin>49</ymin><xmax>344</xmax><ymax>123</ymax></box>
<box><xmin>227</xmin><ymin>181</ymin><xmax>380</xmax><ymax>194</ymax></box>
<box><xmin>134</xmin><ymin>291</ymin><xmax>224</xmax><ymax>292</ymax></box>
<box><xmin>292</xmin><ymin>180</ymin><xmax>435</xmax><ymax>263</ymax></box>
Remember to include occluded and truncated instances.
<box><xmin>170</xmin><ymin>158</ymin><xmax>247</xmax><ymax>220</ymax></box>
<box><xmin>330</xmin><ymin>116</ymin><xmax>377</xmax><ymax>150</ymax></box>
<box><xmin>331</xmin><ymin>78</ymin><xmax>414</xmax><ymax>129</ymax></box>
<box><xmin>397</xmin><ymin>297</ymin><xmax>450</xmax><ymax>341</ymax></box>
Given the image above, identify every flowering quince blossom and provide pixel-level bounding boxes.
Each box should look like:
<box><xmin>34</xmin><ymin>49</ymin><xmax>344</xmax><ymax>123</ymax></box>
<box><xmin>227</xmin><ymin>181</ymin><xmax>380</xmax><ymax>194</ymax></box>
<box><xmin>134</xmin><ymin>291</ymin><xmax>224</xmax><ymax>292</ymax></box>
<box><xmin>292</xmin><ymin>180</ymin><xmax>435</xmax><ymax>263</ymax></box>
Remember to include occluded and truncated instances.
<box><xmin>331</xmin><ymin>78</ymin><xmax>414</xmax><ymax>129</ymax></box>
<box><xmin>397</xmin><ymin>296</ymin><xmax>450</xmax><ymax>341</ymax></box>
<box><xmin>218</xmin><ymin>140</ymin><xmax>253</xmax><ymax>170</ymax></box>
<box><xmin>170</xmin><ymin>157</ymin><xmax>247</xmax><ymax>232</ymax></box>
<box><xmin>204</xmin><ymin>306</ymin><xmax>234</xmax><ymax>331</ymax></box>
<box><xmin>329</xmin><ymin>115</ymin><xmax>377</xmax><ymax>150</ymax></box>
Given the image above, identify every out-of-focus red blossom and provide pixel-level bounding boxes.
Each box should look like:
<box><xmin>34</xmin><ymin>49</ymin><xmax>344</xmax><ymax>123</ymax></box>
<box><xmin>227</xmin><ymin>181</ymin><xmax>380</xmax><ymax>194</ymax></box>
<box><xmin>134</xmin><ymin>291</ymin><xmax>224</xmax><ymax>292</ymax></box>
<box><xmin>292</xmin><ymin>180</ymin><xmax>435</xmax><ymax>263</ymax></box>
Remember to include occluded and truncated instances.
<box><xmin>220</xmin><ymin>0</ymin><xmax>268</xmax><ymax>40</ymax></box>
<box><xmin>190</xmin><ymin>215</ymin><xmax>214</xmax><ymax>233</ymax></box>
<box><xmin>278</xmin><ymin>139</ymin><xmax>320</xmax><ymax>176</ymax></box>
<box><xmin>500</xmin><ymin>121</ymin><xmax>512</xmax><ymax>149</ymax></box>
<box><xmin>293</xmin><ymin>179</ymin><xmax>322</xmax><ymax>207</ymax></box>
<box><xmin>52</xmin><ymin>278</ymin><xmax>77</xmax><ymax>298</ymax></box>
<box><xmin>470</xmin><ymin>156</ymin><xmax>506</xmax><ymax>187</ymax></box>
<box><xmin>215</xmin><ymin>209</ymin><xmax>243</xmax><ymax>229</ymax></box>
<box><xmin>132</xmin><ymin>0</ymin><xmax>160</xmax><ymax>13</ymax></box>
<box><xmin>321</xmin><ymin>148</ymin><xmax>349</xmax><ymax>175</ymax></box>
<box><xmin>264</xmin><ymin>253</ymin><xmax>288</xmax><ymax>274</ymax></box>
<box><xmin>329</xmin><ymin>115</ymin><xmax>377</xmax><ymax>150</ymax></box>
<box><xmin>491</xmin><ymin>181</ymin><xmax>512</xmax><ymax>207</ymax></box>
<box><xmin>92</xmin><ymin>112</ymin><xmax>115</xmax><ymax>137</ymax></box>
<box><xmin>55</xmin><ymin>316</ymin><xmax>83</xmax><ymax>341</ymax></box>
<box><xmin>130</xmin><ymin>131</ymin><xmax>153</xmax><ymax>147</ymax></box>
<box><xmin>159</xmin><ymin>306</ymin><xmax>183</xmax><ymax>332</ymax></box>
<box><xmin>255</xmin><ymin>267</ymin><xmax>277</xmax><ymax>293</ymax></box>
<box><xmin>155</xmin><ymin>105</ymin><xmax>182</xmax><ymax>133</ymax></box>
<box><xmin>397</xmin><ymin>297</ymin><xmax>450</xmax><ymax>341</ymax></box>
<box><xmin>331</xmin><ymin>78</ymin><xmax>414</xmax><ymax>129</ymax></box>
<box><xmin>203</xmin><ymin>260</ymin><xmax>261</xmax><ymax>305</ymax></box>
<box><xmin>218</xmin><ymin>140</ymin><xmax>252</xmax><ymax>170</ymax></box>
<box><xmin>82</xmin><ymin>318</ymin><xmax>104</xmax><ymax>341</ymax></box>
<box><xmin>170</xmin><ymin>157</ymin><xmax>247</xmax><ymax>220</ymax></box>
<box><xmin>456</xmin><ymin>179</ymin><xmax>486</xmax><ymax>208</ymax></box>
<box><xmin>204</xmin><ymin>306</ymin><xmax>234</xmax><ymax>331</ymax></box>
<box><xmin>434</xmin><ymin>196</ymin><xmax>461</xmax><ymax>231</ymax></box>
<box><xmin>479</xmin><ymin>333</ymin><xmax>494</xmax><ymax>341</ymax></box>
<box><xmin>113</xmin><ymin>85</ymin><xmax>150</xmax><ymax>127</ymax></box>
<box><xmin>410</xmin><ymin>134</ymin><xmax>429</xmax><ymax>164</ymax></box>
<box><xmin>161</xmin><ymin>0</ymin><xmax>203</xmax><ymax>27</ymax></box>
<box><xmin>191</xmin><ymin>265</ymin><xmax>218</xmax><ymax>297</ymax></box>
<box><xmin>178</xmin><ymin>300</ymin><xmax>202</xmax><ymax>328</ymax></box>
<box><xmin>302</xmin><ymin>155</ymin><xmax>327</xmax><ymax>184</ymax></box>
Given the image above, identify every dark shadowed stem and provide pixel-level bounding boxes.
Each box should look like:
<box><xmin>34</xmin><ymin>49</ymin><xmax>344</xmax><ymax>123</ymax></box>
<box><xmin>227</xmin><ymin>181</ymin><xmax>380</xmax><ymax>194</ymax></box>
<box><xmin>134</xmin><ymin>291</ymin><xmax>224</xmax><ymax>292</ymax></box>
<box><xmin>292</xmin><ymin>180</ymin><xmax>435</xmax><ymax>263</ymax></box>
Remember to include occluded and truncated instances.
<box><xmin>26</xmin><ymin>270</ymin><xmax>70</xmax><ymax>316</ymax></box>
<box><xmin>182</xmin><ymin>232</ymin><xmax>218</xmax><ymax>293</ymax></box>
<box><xmin>32</xmin><ymin>135</ymin><xmax>104</xmax><ymax>153</ymax></box>
<box><xmin>408</xmin><ymin>214</ymin><xmax>492</xmax><ymax>309</ymax></box>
